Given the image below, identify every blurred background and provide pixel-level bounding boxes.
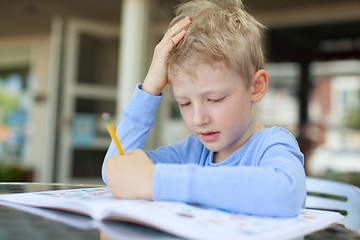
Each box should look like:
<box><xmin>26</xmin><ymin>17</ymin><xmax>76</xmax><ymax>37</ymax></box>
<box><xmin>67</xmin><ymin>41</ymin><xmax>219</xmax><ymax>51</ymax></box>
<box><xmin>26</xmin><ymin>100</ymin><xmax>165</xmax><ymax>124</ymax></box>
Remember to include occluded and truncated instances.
<box><xmin>0</xmin><ymin>0</ymin><xmax>359</xmax><ymax>185</ymax></box>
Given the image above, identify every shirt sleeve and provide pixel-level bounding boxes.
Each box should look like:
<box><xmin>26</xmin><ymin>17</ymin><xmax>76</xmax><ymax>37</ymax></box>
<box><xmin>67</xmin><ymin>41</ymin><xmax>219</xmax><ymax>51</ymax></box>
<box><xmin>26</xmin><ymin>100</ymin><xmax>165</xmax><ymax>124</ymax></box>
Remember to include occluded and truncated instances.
<box><xmin>101</xmin><ymin>84</ymin><xmax>204</xmax><ymax>183</ymax></box>
<box><xmin>102</xmin><ymin>84</ymin><xmax>162</xmax><ymax>183</ymax></box>
<box><xmin>153</xmin><ymin>135</ymin><xmax>306</xmax><ymax>217</ymax></box>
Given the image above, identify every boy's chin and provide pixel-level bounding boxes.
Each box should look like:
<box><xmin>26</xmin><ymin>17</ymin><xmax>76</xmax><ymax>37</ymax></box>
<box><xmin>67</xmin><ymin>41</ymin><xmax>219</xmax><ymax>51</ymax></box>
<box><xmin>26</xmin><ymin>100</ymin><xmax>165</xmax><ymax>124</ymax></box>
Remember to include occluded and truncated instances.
<box><xmin>201</xmin><ymin>142</ymin><xmax>223</xmax><ymax>153</ymax></box>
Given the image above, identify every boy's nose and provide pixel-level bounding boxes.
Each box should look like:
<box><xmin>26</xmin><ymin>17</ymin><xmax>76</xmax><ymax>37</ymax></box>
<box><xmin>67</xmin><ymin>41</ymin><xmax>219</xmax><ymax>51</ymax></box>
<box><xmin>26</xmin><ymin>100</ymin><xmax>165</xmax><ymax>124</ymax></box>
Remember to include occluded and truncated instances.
<box><xmin>192</xmin><ymin>107</ymin><xmax>210</xmax><ymax>126</ymax></box>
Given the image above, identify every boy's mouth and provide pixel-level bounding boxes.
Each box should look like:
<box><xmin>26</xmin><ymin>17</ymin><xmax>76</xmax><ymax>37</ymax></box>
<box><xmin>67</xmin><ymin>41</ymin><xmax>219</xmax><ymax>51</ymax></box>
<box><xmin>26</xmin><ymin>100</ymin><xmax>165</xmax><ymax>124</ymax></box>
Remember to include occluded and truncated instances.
<box><xmin>200</xmin><ymin>131</ymin><xmax>220</xmax><ymax>143</ymax></box>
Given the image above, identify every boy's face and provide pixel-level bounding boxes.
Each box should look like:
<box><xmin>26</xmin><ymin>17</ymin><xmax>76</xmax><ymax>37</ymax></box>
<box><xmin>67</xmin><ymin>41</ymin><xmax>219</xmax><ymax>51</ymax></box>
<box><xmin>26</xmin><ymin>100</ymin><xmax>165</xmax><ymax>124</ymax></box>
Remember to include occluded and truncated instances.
<box><xmin>170</xmin><ymin>61</ymin><xmax>256</xmax><ymax>160</ymax></box>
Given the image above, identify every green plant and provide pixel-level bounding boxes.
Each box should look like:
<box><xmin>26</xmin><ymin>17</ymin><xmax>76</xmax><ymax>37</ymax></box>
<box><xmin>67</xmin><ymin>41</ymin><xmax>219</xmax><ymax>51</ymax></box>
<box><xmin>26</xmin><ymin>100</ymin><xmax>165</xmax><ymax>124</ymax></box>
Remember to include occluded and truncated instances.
<box><xmin>0</xmin><ymin>163</ymin><xmax>27</xmax><ymax>182</ymax></box>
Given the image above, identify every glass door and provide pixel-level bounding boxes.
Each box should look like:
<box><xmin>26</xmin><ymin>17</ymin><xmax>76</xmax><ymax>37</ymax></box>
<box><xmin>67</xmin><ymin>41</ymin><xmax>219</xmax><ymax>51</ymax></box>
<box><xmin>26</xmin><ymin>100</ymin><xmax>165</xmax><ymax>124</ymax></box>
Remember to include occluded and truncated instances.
<box><xmin>58</xmin><ymin>18</ymin><xmax>119</xmax><ymax>184</ymax></box>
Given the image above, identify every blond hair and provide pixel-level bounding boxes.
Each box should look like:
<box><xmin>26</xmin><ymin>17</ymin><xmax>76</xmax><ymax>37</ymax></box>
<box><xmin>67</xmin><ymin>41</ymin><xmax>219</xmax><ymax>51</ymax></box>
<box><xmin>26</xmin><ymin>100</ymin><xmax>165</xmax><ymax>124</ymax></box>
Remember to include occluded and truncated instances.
<box><xmin>168</xmin><ymin>0</ymin><xmax>265</xmax><ymax>87</ymax></box>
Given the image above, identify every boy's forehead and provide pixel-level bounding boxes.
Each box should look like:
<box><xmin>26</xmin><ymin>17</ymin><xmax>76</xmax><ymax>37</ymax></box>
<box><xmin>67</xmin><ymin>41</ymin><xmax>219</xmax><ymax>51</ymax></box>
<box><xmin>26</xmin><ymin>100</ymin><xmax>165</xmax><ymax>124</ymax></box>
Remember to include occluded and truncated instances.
<box><xmin>168</xmin><ymin>62</ymin><xmax>197</xmax><ymax>83</ymax></box>
<box><xmin>169</xmin><ymin>61</ymin><xmax>229</xmax><ymax>83</ymax></box>
<box><xmin>169</xmin><ymin>61</ymin><xmax>245</xmax><ymax>97</ymax></box>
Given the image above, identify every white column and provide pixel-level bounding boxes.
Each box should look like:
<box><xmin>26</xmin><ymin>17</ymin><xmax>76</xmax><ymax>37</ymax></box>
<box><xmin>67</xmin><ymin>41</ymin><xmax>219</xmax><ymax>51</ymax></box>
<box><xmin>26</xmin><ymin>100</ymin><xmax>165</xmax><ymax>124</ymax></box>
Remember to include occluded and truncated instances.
<box><xmin>117</xmin><ymin>0</ymin><xmax>149</xmax><ymax>121</ymax></box>
<box><xmin>41</xmin><ymin>16</ymin><xmax>63</xmax><ymax>182</ymax></box>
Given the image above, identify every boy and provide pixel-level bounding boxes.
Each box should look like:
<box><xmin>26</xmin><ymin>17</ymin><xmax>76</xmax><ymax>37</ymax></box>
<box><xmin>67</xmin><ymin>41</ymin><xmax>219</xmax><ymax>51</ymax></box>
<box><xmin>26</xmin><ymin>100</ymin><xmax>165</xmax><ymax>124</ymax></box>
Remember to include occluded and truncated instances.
<box><xmin>102</xmin><ymin>0</ymin><xmax>306</xmax><ymax>217</ymax></box>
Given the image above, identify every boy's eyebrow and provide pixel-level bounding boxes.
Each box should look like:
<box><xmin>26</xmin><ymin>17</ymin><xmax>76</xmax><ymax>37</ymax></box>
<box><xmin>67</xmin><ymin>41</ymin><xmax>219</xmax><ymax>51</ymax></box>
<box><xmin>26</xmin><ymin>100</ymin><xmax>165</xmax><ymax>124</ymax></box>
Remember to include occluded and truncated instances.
<box><xmin>199</xmin><ymin>87</ymin><xmax>230</xmax><ymax>97</ymax></box>
<box><xmin>173</xmin><ymin>89</ymin><xmax>228</xmax><ymax>100</ymax></box>
<box><xmin>200</xmin><ymin>89</ymin><xmax>224</xmax><ymax>95</ymax></box>
<box><xmin>173</xmin><ymin>94</ymin><xmax>189</xmax><ymax>100</ymax></box>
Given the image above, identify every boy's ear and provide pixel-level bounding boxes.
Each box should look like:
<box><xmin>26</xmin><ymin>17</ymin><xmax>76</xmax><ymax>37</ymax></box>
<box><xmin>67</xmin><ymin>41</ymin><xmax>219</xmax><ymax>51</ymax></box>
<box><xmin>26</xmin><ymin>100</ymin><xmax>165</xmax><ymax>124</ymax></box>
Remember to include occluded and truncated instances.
<box><xmin>250</xmin><ymin>69</ymin><xmax>268</xmax><ymax>102</ymax></box>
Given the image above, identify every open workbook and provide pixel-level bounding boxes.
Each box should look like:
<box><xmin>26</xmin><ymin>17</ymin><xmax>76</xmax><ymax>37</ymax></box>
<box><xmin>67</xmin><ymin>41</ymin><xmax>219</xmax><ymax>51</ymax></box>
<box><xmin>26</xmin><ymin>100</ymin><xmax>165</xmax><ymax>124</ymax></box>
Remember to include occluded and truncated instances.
<box><xmin>0</xmin><ymin>187</ymin><xmax>343</xmax><ymax>240</ymax></box>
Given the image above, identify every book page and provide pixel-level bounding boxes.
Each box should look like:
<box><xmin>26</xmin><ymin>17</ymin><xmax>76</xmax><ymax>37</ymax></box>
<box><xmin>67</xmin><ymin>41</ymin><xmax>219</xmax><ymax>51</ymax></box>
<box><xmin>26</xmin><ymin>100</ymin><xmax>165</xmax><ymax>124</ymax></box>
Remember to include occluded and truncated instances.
<box><xmin>0</xmin><ymin>187</ymin><xmax>114</xmax><ymax>219</ymax></box>
<box><xmin>0</xmin><ymin>187</ymin><xmax>344</xmax><ymax>240</ymax></box>
<box><xmin>100</xmin><ymin>199</ymin><xmax>343</xmax><ymax>240</ymax></box>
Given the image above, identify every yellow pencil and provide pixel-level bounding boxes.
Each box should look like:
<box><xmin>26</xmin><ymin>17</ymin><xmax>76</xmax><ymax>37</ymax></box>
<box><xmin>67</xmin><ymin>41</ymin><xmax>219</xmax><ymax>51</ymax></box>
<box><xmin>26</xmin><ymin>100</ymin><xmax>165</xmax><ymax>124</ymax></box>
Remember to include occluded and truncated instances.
<box><xmin>102</xmin><ymin>112</ymin><xmax>124</xmax><ymax>155</ymax></box>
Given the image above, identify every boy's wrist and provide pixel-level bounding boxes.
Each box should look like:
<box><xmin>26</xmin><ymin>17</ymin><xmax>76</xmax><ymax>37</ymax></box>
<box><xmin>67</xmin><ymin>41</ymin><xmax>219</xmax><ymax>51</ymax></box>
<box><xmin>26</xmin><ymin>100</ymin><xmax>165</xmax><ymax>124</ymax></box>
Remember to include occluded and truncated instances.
<box><xmin>141</xmin><ymin>81</ymin><xmax>163</xmax><ymax>96</ymax></box>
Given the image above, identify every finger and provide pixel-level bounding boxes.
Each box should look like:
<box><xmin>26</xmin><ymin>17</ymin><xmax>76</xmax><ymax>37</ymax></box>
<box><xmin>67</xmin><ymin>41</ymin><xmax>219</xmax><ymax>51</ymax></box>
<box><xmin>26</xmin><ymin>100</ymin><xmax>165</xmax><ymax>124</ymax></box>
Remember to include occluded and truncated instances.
<box><xmin>126</xmin><ymin>149</ymin><xmax>138</xmax><ymax>156</ymax></box>
<box><xmin>161</xmin><ymin>16</ymin><xmax>191</xmax><ymax>44</ymax></box>
<box><xmin>105</xmin><ymin>156</ymin><xmax>115</xmax><ymax>168</ymax></box>
<box><xmin>105</xmin><ymin>155</ymin><xmax>122</xmax><ymax>167</ymax></box>
<box><xmin>170</xmin><ymin>29</ymin><xmax>187</xmax><ymax>46</ymax></box>
<box><xmin>160</xmin><ymin>29</ymin><xmax>186</xmax><ymax>53</ymax></box>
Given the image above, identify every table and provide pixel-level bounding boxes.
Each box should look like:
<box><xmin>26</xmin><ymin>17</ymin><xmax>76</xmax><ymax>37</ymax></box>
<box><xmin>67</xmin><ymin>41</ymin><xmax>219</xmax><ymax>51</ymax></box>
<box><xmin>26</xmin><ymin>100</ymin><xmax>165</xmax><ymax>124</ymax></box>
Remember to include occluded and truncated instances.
<box><xmin>1</xmin><ymin>183</ymin><xmax>359</xmax><ymax>240</ymax></box>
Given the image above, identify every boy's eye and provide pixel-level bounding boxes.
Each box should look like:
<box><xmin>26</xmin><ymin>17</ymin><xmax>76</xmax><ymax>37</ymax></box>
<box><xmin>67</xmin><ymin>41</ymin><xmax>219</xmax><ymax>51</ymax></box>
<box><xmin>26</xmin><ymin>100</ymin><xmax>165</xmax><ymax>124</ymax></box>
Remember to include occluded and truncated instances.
<box><xmin>210</xmin><ymin>97</ymin><xmax>225</xmax><ymax>103</ymax></box>
<box><xmin>179</xmin><ymin>102</ymin><xmax>191</xmax><ymax>108</ymax></box>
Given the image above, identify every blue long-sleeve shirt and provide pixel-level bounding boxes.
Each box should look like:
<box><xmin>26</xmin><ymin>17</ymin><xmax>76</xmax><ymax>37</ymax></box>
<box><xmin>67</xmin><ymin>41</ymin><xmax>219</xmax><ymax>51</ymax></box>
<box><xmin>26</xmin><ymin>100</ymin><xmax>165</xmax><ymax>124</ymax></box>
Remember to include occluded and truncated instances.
<box><xmin>102</xmin><ymin>84</ymin><xmax>306</xmax><ymax>217</ymax></box>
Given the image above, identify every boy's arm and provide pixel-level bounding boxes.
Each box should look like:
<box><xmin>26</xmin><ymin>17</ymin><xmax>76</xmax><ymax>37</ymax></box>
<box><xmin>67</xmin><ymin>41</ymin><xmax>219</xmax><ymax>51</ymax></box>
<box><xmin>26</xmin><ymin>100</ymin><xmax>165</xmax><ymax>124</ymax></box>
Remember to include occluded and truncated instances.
<box><xmin>141</xmin><ymin>16</ymin><xmax>191</xmax><ymax>96</ymax></box>
<box><xmin>153</xmin><ymin>143</ymin><xmax>306</xmax><ymax>217</ymax></box>
<box><xmin>105</xmin><ymin>15</ymin><xmax>192</xmax><ymax>160</ymax></box>
<box><xmin>102</xmin><ymin>84</ymin><xmax>164</xmax><ymax>183</ymax></box>
<box><xmin>104</xmin><ymin>84</ymin><xmax>162</xmax><ymax>155</ymax></box>
<box><xmin>103</xmin><ymin>16</ymin><xmax>192</xmax><ymax>185</ymax></box>
<box><xmin>102</xmin><ymin>84</ymin><xmax>203</xmax><ymax>182</ymax></box>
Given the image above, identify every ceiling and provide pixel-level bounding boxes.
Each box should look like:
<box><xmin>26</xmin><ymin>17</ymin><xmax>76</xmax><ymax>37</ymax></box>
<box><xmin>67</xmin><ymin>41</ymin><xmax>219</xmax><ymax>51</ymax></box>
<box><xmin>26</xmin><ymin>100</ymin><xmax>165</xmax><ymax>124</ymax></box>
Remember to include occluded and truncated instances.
<box><xmin>0</xmin><ymin>0</ymin><xmax>121</xmax><ymax>37</ymax></box>
<box><xmin>243</xmin><ymin>0</ymin><xmax>360</xmax><ymax>10</ymax></box>
<box><xmin>1</xmin><ymin>0</ymin><xmax>360</xmax><ymax>37</ymax></box>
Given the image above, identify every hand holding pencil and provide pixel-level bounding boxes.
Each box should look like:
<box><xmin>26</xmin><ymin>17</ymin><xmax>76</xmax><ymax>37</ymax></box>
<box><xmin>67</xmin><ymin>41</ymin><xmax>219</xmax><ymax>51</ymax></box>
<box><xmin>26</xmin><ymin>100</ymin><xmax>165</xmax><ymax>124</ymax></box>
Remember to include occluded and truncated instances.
<box><xmin>103</xmin><ymin>112</ymin><xmax>155</xmax><ymax>200</ymax></box>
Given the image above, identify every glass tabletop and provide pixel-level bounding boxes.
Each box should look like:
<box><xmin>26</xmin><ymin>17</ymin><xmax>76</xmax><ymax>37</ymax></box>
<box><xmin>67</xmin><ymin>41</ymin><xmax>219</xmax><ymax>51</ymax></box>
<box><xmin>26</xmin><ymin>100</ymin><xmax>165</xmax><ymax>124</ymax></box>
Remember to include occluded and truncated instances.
<box><xmin>0</xmin><ymin>183</ymin><xmax>359</xmax><ymax>240</ymax></box>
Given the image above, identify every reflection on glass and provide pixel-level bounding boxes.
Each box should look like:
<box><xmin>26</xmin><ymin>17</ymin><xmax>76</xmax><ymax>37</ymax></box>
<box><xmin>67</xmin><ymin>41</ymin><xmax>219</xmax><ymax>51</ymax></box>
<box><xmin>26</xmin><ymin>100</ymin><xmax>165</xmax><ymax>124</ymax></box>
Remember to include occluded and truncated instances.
<box><xmin>99</xmin><ymin>220</ymin><xmax>180</xmax><ymax>240</ymax></box>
